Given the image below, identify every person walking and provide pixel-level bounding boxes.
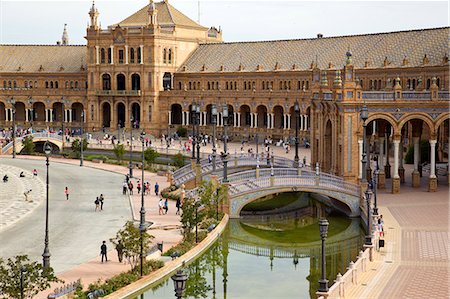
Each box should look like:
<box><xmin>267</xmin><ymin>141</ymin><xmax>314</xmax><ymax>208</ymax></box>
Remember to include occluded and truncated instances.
<box><xmin>116</xmin><ymin>240</ymin><xmax>124</xmax><ymax>263</ymax></box>
<box><xmin>146</xmin><ymin>182</ymin><xmax>150</xmax><ymax>195</ymax></box>
<box><xmin>176</xmin><ymin>197</ymin><xmax>181</xmax><ymax>215</ymax></box>
<box><xmin>128</xmin><ymin>181</ymin><xmax>134</xmax><ymax>195</ymax></box>
<box><xmin>137</xmin><ymin>181</ymin><xmax>141</xmax><ymax>194</ymax></box>
<box><xmin>100</xmin><ymin>241</ymin><xmax>108</xmax><ymax>263</ymax></box>
<box><xmin>155</xmin><ymin>182</ymin><xmax>159</xmax><ymax>196</ymax></box>
<box><xmin>99</xmin><ymin>194</ymin><xmax>105</xmax><ymax>211</ymax></box>
<box><xmin>64</xmin><ymin>187</ymin><xmax>69</xmax><ymax>200</ymax></box>
<box><xmin>164</xmin><ymin>198</ymin><xmax>169</xmax><ymax>214</ymax></box>
<box><xmin>158</xmin><ymin>198</ymin><xmax>164</xmax><ymax>215</ymax></box>
<box><xmin>95</xmin><ymin>197</ymin><xmax>100</xmax><ymax>212</ymax></box>
<box><xmin>122</xmin><ymin>181</ymin><xmax>128</xmax><ymax>195</ymax></box>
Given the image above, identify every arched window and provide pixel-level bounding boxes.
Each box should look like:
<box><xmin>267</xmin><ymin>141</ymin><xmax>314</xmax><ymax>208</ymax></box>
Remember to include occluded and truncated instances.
<box><xmin>24</xmin><ymin>81</ymin><xmax>28</xmax><ymax>89</ymax></box>
<box><xmin>75</xmin><ymin>81</ymin><xmax>78</xmax><ymax>89</ymax></box>
<box><xmin>168</xmin><ymin>49</ymin><xmax>172</xmax><ymax>64</ymax></box>
<box><xmin>426</xmin><ymin>79</ymin><xmax>431</xmax><ymax>90</ymax></box>
<box><xmin>70</xmin><ymin>81</ymin><xmax>74</xmax><ymax>89</ymax></box>
<box><xmin>407</xmin><ymin>79</ymin><xmax>411</xmax><ymax>90</ymax></box>
<box><xmin>50</xmin><ymin>81</ymin><xmax>54</xmax><ymax>89</ymax></box>
<box><xmin>178</xmin><ymin>82</ymin><xmax>182</xmax><ymax>90</ymax></box>
<box><xmin>65</xmin><ymin>81</ymin><xmax>69</xmax><ymax>89</ymax></box>
<box><xmin>13</xmin><ymin>81</ymin><xmax>17</xmax><ymax>89</ymax></box>
<box><xmin>163</xmin><ymin>48</ymin><xmax>167</xmax><ymax>64</ymax></box>
<box><xmin>412</xmin><ymin>79</ymin><xmax>416</xmax><ymax>90</ymax></box>
<box><xmin>130</xmin><ymin>48</ymin><xmax>135</xmax><ymax>63</ymax></box>
<box><xmin>131</xmin><ymin>74</ymin><xmax>140</xmax><ymax>90</ymax></box>
<box><xmin>2</xmin><ymin>81</ymin><xmax>6</xmax><ymax>89</ymax></box>
<box><xmin>55</xmin><ymin>81</ymin><xmax>58</xmax><ymax>89</ymax></box>
<box><xmin>117</xmin><ymin>74</ymin><xmax>126</xmax><ymax>90</ymax></box>
<box><xmin>137</xmin><ymin>47</ymin><xmax>142</xmax><ymax>63</ymax></box>
<box><xmin>102</xmin><ymin>74</ymin><xmax>111</xmax><ymax>90</ymax></box>
<box><xmin>101</xmin><ymin>48</ymin><xmax>106</xmax><ymax>64</ymax></box>
<box><xmin>436</xmin><ymin>78</ymin><xmax>440</xmax><ymax>88</ymax></box>
<box><xmin>45</xmin><ymin>81</ymin><xmax>49</xmax><ymax>88</ymax></box>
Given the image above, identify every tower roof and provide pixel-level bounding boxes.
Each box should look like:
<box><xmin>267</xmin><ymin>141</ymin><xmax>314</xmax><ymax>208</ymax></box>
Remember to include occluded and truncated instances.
<box><xmin>115</xmin><ymin>1</ymin><xmax>206</xmax><ymax>29</ymax></box>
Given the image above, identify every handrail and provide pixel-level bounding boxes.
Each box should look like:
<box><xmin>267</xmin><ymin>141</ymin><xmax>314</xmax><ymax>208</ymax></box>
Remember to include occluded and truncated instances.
<box><xmin>1</xmin><ymin>132</ymin><xmax>62</xmax><ymax>154</ymax></box>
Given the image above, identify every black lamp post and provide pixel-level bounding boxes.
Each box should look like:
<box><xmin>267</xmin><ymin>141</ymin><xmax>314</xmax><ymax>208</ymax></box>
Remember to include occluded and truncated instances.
<box><xmin>195</xmin><ymin>105</ymin><xmax>201</xmax><ymax>165</ymax></box>
<box><xmin>294</xmin><ymin>99</ymin><xmax>300</xmax><ymax>168</ymax></box>
<box><xmin>80</xmin><ymin>112</ymin><xmax>84</xmax><ymax>167</ymax></box>
<box><xmin>365</xmin><ymin>189</ymin><xmax>373</xmax><ymax>246</ymax></box>
<box><xmin>318</xmin><ymin>218</ymin><xmax>329</xmax><ymax>293</ymax></box>
<box><xmin>7</xmin><ymin>98</ymin><xmax>16</xmax><ymax>158</ymax></box>
<box><xmin>20</xmin><ymin>266</ymin><xmax>27</xmax><ymax>299</ymax></box>
<box><xmin>222</xmin><ymin>104</ymin><xmax>229</xmax><ymax>183</ymax></box>
<box><xmin>139</xmin><ymin>131</ymin><xmax>146</xmax><ymax>277</ymax></box>
<box><xmin>191</xmin><ymin>103</ymin><xmax>197</xmax><ymax>161</ymax></box>
<box><xmin>171</xmin><ymin>269</ymin><xmax>188</xmax><ymax>299</ymax></box>
<box><xmin>360</xmin><ymin>104</ymin><xmax>369</xmax><ymax>183</ymax></box>
<box><xmin>129</xmin><ymin>116</ymin><xmax>134</xmax><ymax>178</ymax></box>
<box><xmin>42</xmin><ymin>141</ymin><xmax>52</xmax><ymax>269</ymax></box>
<box><xmin>372</xmin><ymin>170</ymin><xmax>378</xmax><ymax>215</ymax></box>
<box><xmin>211</xmin><ymin>104</ymin><xmax>218</xmax><ymax>171</ymax></box>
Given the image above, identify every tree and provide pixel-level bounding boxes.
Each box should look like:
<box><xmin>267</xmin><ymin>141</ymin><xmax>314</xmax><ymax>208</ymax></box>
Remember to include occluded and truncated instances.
<box><xmin>21</xmin><ymin>136</ymin><xmax>35</xmax><ymax>155</ymax></box>
<box><xmin>113</xmin><ymin>144</ymin><xmax>125</xmax><ymax>162</ymax></box>
<box><xmin>171</xmin><ymin>153</ymin><xmax>186</xmax><ymax>168</ymax></box>
<box><xmin>144</xmin><ymin>147</ymin><xmax>159</xmax><ymax>167</ymax></box>
<box><xmin>109</xmin><ymin>221</ymin><xmax>154</xmax><ymax>271</ymax></box>
<box><xmin>71</xmin><ymin>138</ymin><xmax>88</xmax><ymax>158</ymax></box>
<box><xmin>0</xmin><ymin>255</ymin><xmax>61</xmax><ymax>299</ymax></box>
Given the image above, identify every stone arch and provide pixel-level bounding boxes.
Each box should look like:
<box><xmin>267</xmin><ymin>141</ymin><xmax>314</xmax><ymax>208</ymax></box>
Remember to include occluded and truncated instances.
<box><xmin>71</xmin><ymin>102</ymin><xmax>84</xmax><ymax>122</ymax></box>
<box><xmin>436</xmin><ymin>118</ymin><xmax>449</xmax><ymax>163</ymax></box>
<box><xmin>131</xmin><ymin>102</ymin><xmax>140</xmax><ymax>128</ymax></box>
<box><xmin>52</xmin><ymin>102</ymin><xmax>63</xmax><ymax>122</ymax></box>
<box><xmin>101</xmin><ymin>102</ymin><xmax>111</xmax><ymax>128</ymax></box>
<box><xmin>171</xmin><ymin>103</ymin><xmax>182</xmax><ymax>125</ymax></box>
<box><xmin>398</xmin><ymin>113</ymin><xmax>435</xmax><ymax>136</ymax></box>
<box><xmin>273</xmin><ymin>105</ymin><xmax>284</xmax><ymax>129</ymax></box>
<box><xmin>32</xmin><ymin>102</ymin><xmax>45</xmax><ymax>122</ymax></box>
<box><xmin>227</xmin><ymin>104</ymin><xmax>235</xmax><ymax>126</ymax></box>
<box><xmin>435</xmin><ymin>113</ymin><xmax>450</xmax><ymax>130</ymax></box>
<box><xmin>256</xmin><ymin>105</ymin><xmax>268</xmax><ymax>128</ymax></box>
<box><xmin>240</xmin><ymin>105</ymin><xmax>251</xmax><ymax>127</ymax></box>
<box><xmin>205</xmin><ymin>104</ymin><xmax>212</xmax><ymax>125</ymax></box>
<box><xmin>116</xmin><ymin>102</ymin><xmax>126</xmax><ymax>127</ymax></box>
<box><xmin>366</xmin><ymin>113</ymin><xmax>398</xmax><ymax>133</ymax></box>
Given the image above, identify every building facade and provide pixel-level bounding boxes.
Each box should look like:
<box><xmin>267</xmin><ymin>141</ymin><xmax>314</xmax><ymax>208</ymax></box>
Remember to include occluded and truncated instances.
<box><xmin>1</xmin><ymin>0</ymin><xmax>449</xmax><ymax>190</ymax></box>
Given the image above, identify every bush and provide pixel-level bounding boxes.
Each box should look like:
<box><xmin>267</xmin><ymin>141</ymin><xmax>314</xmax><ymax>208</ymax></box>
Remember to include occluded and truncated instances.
<box><xmin>172</xmin><ymin>153</ymin><xmax>186</xmax><ymax>168</ymax></box>
<box><xmin>404</xmin><ymin>140</ymin><xmax>432</xmax><ymax>164</ymax></box>
<box><xmin>176</xmin><ymin>127</ymin><xmax>188</xmax><ymax>137</ymax></box>
<box><xmin>21</xmin><ymin>136</ymin><xmax>35</xmax><ymax>154</ymax></box>
<box><xmin>144</xmin><ymin>148</ymin><xmax>160</xmax><ymax>166</ymax></box>
<box><xmin>113</xmin><ymin>144</ymin><xmax>125</xmax><ymax>162</ymax></box>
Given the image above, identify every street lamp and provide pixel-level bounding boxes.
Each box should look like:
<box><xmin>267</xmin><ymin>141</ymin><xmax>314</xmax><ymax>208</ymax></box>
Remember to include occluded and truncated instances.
<box><xmin>20</xmin><ymin>266</ymin><xmax>27</xmax><ymax>299</ymax></box>
<box><xmin>42</xmin><ymin>141</ymin><xmax>53</xmax><ymax>269</ymax></box>
<box><xmin>171</xmin><ymin>269</ymin><xmax>188</xmax><ymax>299</ymax></box>
<box><xmin>129</xmin><ymin>116</ymin><xmax>134</xmax><ymax>178</ymax></box>
<box><xmin>6</xmin><ymin>98</ymin><xmax>16</xmax><ymax>158</ymax></box>
<box><xmin>191</xmin><ymin>103</ymin><xmax>197</xmax><ymax>161</ymax></box>
<box><xmin>360</xmin><ymin>104</ymin><xmax>369</xmax><ymax>183</ymax></box>
<box><xmin>211</xmin><ymin>104</ymin><xmax>218</xmax><ymax>171</ymax></box>
<box><xmin>222</xmin><ymin>104</ymin><xmax>229</xmax><ymax>183</ymax></box>
<box><xmin>80</xmin><ymin>112</ymin><xmax>84</xmax><ymax>167</ymax></box>
<box><xmin>195</xmin><ymin>104</ymin><xmax>201</xmax><ymax>164</ymax></box>
<box><xmin>318</xmin><ymin>218</ymin><xmax>329</xmax><ymax>293</ymax></box>
<box><xmin>294</xmin><ymin>100</ymin><xmax>300</xmax><ymax>167</ymax></box>
<box><xmin>139</xmin><ymin>130</ymin><xmax>147</xmax><ymax>277</ymax></box>
<box><xmin>365</xmin><ymin>189</ymin><xmax>373</xmax><ymax>246</ymax></box>
<box><xmin>372</xmin><ymin>170</ymin><xmax>378</xmax><ymax>215</ymax></box>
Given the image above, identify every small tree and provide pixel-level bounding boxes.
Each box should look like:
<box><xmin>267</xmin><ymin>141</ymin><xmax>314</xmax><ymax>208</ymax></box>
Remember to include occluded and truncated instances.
<box><xmin>113</xmin><ymin>144</ymin><xmax>125</xmax><ymax>162</ymax></box>
<box><xmin>71</xmin><ymin>138</ymin><xmax>88</xmax><ymax>158</ymax></box>
<box><xmin>144</xmin><ymin>148</ymin><xmax>160</xmax><ymax>168</ymax></box>
<box><xmin>109</xmin><ymin>221</ymin><xmax>154</xmax><ymax>271</ymax></box>
<box><xmin>171</xmin><ymin>153</ymin><xmax>186</xmax><ymax>168</ymax></box>
<box><xmin>0</xmin><ymin>255</ymin><xmax>61</xmax><ymax>299</ymax></box>
<box><xmin>21</xmin><ymin>136</ymin><xmax>35</xmax><ymax>155</ymax></box>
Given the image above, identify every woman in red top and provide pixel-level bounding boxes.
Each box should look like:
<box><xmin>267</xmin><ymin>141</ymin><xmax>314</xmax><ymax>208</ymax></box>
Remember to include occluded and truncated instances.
<box><xmin>64</xmin><ymin>186</ymin><xmax>69</xmax><ymax>200</ymax></box>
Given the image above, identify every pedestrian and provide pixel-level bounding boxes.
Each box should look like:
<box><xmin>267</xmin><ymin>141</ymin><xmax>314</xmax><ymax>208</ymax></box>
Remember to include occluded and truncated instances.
<box><xmin>64</xmin><ymin>186</ymin><xmax>69</xmax><ymax>200</ymax></box>
<box><xmin>158</xmin><ymin>198</ymin><xmax>164</xmax><ymax>215</ymax></box>
<box><xmin>378</xmin><ymin>215</ymin><xmax>384</xmax><ymax>237</ymax></box>
<box><xmin>100</xmin><ymin>241</ymin><xmax>108</xmax><ymax>262</ymax></box>
<box><xmin>176</xmin><ymin>197</ymin><xmax>181</xmax><ymax>215</ymax></box>
<box><xmin>128</xmin><ymin>181</ymin><xmax>134</xmax><ymax>195</ymax></box>
<box><xmin>137</xmin><ymin>181</ymin><xmax>141</xmax><ymax>194</ymax></box>
<box><xmin>164</xmin><ymin>198</ymin><xmax>169</xmax><ymax>214</ymax></box>
<box><xmin>125</xmin><ymin>174</ymin><xmax>130</xmax><ymax>183</ymax></box>
<box><xmin>303</xmin><ymin>156</ymin><xmax>307</xmax><ymax>167</ymax></box>
<box><xmin>155</xmin><ymin>182</ymin><xmax>159</xmax><ymax>196</ymax></box>
<box><xmin>99</xmin><ymin>194</ymin><xmax>104</xmax><ymax>210</ymax></box>
<box><xmin>95</xmin><ymin>197</ymin><xmax>100</xmax><ymax>211</ymax></box>
<box><xmin>116</xmin><ymin>240</ymin><xmax>124</xmax><ymax>263</ymax></box>
<box><xmin>145</xmin><ymin>182</ymin><xmax>150</xmax><ymax>195</ymax></box>
<box><xmin>32</xmin><ymin>169</ymin><xmax>38</xmax><ymax>176</ymax></box>
<box><xmin>122</xmin><ymin>181</ymin><xmax>128</xmax><ymax>195</ymax></box>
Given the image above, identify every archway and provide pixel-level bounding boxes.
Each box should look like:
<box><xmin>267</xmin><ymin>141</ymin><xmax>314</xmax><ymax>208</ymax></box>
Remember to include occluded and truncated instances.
<box><xmin>274</xmin><ymin>105</ymin><xmax>284</xmax><ymax>129</ymax></box>
<box><xmin>163</xmin><ymin>72</ymin><xmax>172</xmax><ymax>91</ymax></box>
<box><xmin>256</xmin><ymin>105</ymin><xmax>267</xmax><ymax>128</ymax></box>
<box><xmin>0</xmin><ymin>102</ymin><xmax>5</xmax><ymax>121</ymax></box>
<box><xmin>102</xmin><ymin>74</ymin><xmax>111</xmax><ymax>90</ymax></box>
<box><xmin>227</xmin><ymin>104</ymin><xmax>235</xmax><ymax>127</ymax></box>
<box><xmin>117</xmin><ymin>74</ymin><xmax>126</xmax><ymax>90</ymax></box>
<box><xmin>32</xmin><ymin>102</ymin><xmax>45</xmax><ymax>122</ymax></box>
<box><xmin>52</xmin><ymin>102</ymin><xmax>63</xmax><ymax>122</ymax></box>
<box><xmin>206</xmin><ymin>104</ymin><xmax>212</xmax><ymax>125</ymax></box>
<box><xmin>131</xmin><ymin>103</ymin><xmax>140</xmax><ymax>128</ymax></box>
<box><xmin>131</xmin><ymin>74</ymin><xmax>140</xmax><ymax>90</ymax></box>
<box><xmin>71</xmin><ymin>103</ymin><xmax>84</xmax><ymax>122</ymax></box>
<box><xmin>102</xmin><ymin>102</ymin><xmax>111</xmax><ymax>128</ymax></box>
<box><xmin>324</xmin><ymin>120</ymin><xmax>332</xmax><ymax>172</ymax></box>
<box><xmin>117</xmin><ymin>102</ymin><xmax>126</xmax><ymax>127</ymax></box>
<box><xmin>240</xmin><ymin>105</ymin><xmax>251</xmax><ymax>127</ymax></box>
<box><xmin>14</xmin><ymin>102</ymin><xmax>26</xmax><ymax>122</ymax></box>
<box><xmin>171</xmin><ymin>104</ymin><xmax>182</xmax><ymax>125</ymax></box>
<box><xmin>437</xmin><ymin>118</ymin><xmax>449</xmax><ymax>163</ymax></box>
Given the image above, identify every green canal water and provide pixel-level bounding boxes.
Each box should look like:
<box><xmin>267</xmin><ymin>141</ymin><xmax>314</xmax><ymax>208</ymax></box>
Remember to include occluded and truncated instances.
<box><xmin>137</xmin><ymin>193</ymin><xmax>365</xmax><ymax>299</ymax></box>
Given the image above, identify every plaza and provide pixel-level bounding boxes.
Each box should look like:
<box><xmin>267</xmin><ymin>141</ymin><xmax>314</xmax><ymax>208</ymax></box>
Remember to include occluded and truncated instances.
<box><xmin>0</xmin><ymin>0</ymin><xmax>449</xmax><ymax>298</ymax></box>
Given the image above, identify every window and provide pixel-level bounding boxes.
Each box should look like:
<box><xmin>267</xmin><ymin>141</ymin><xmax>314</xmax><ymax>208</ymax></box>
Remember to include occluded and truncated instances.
<box><xmin>107</xmin><ymin>48</ymin><xmax>112</xmax><ymax>64</ymax></box>
<box><xmin>75</xmin><ymin>81</ymin><xmax>78</xmax><ymax>89</ymax></box>
<box><xmin>13</xmin><ymin>81</ymin><xmax>17</xmax><ymax>89</ymax></box>
<box><xmin>437</xmin><ymin>78</ymin><xmax>440</xmax><ymax>88</ymax></box>
<box><xmin>24</xmin><ymin>81</ymin><xmax>29</xmax><ymax>89</ymax></box>
<box><xmin>131</xmin><ymin>74</ymin><xmax>140</xmax><ymax>90</ymax></box>
<box><xmin>70</xmin><ymin>81</ymin><xmax>74</xmax><ymax>89</ymax></box>
<box><xmin>426</xmin><ymin>79</ymin><xmax>431</xmax><ymax>90</ymax></box>
<box><xmin>3</xmin><ymin>81</ymin><xmax>6</xmax><ymax>89</ymax></box>
<box><xmin>117</xmin><ymin>74</ymin><xmax>126</xmax><ymax>90</ymax></box>
<box><xmin>101</xmin><ymin>48</ymin><xmax>106</xmax><ymax>64</ymax></box>
<box><xmin>130</xmin><ymin>48</ymin><xmax>135</xmax><ymax>63</ymax></box>
<box><xmin>168</xmin><ymin>49</ymin><xmax>172</xmax><ymax>64</ymax></box>
<box><xmin>45</xmin><ymin>81</ymin><xmax>49</xmax><ymax>89</ymax></box>
<box><xmin>178</xmin><ymin>82</ymin><xmax>182</xmax><ymax>90</ymax></box>
<box><xmin>118</xmin><ymin>50</ymin><xmax>124</xmax><ymax>64</ymax></box>
<box><xmin>102</xmin><ymin>74</ymin><xmax>111</xmax><ymax>90</ymax></box>
<box><xmin>50</xmin><ymin>81</ymin><xmax>54</xmax><ymax>89</ymax></box>
<box><xmin>137</xmin><ymin>47</ymin><xmax>142</xmax><ymax>63</ymax></box>
<box><xmin>65</xmin><ymin>81</ymin><xmax>69</xmax><ymax>89</ymax></box>
<box><xmin>56</xmin><ymin>81</ymin><xmax>59</xmax><ymax>89</ymax></box>
<box><xmin>163</xmin><ymin>48</ymin><xmax>167</xmax><ymax>64</ymax></box>
<box><xmin>189</xmin><ymin>82</ymin><xmax>192</xmax><ymax>90</ymax></box>
<box><xmin>148</xmin><ymin>105</ymin><xmax>152</xmax><ymax>122</ymax></box>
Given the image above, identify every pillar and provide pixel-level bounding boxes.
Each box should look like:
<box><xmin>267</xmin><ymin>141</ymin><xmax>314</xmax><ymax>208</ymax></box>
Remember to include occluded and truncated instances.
<box><xmin>378</xmin><ymin>137</ymin><xmax>386</xmax><ymax>188</ymax></box>
<box><xmin>399</xmin><ymin>137</ymin><xmax>405</xmax><ymax>183</ymax></box>
<box><xmin>271</xmin><ymin>113</ymin><xmax>274</xmax><ymax>129</ymax></box>
<box><xmin>385</xmin><ymin>133</ymin><xmax>391</xmax><ymax>178</ymax></box>
<box><xmin>266</xmin><ymin>114</ymin><xmax>270</xmax><ymax>129</ymax></box>
<box><xmin>50</xmin><ymin>109</ymin><xmax>54</xmax><ymax>122</ymax></box>
<box><xmin>358</xmin><ymin>139</ymin><xmax>363</xmax><ymax>179</ymax></box>
<box><xmin>140</xmin><ymin>45</ymin><xmax>144</xmax><ymax>64</ymax></box>
<box><xmin>250</xmin><ymin>112</ymin><xmax>254</xmax><ymax>128</ymax></box>
<box><xmin>110</xmin><ymin>45</ymin><xmax>114</xmax><ymax>64</ymax></box>
<box><xmin>305</xmin><ymin>115</ymin><xmax>308</xmax><ymax>130</ymax></box>
<box><xmin>428</xmin><ymin>140</ymin><xmax>437</xmax><ymax>192</ymax></box>
<box><xmin>95</xmin><ymin>46</ymin><xmax>99</xmax><ymax>64</ymax></box>
<box><xmin>412</xmin><ymin>137</ymin><xmax>420</xmax><ymax>187</ymax></box>
<box><xmin>125</xmin><ymin>45</ymin><xmax>129</xmax><ymax>64</ymax></box>
<box><xmin>254</xmin><ymin>113</ymin><xmax>258</xmax><ymax>128</ymax></box>
<box><xmin>186</xmin><ymin>111</ymin><xmax>190</xmax><ymax>125</ymax></box>
<box><xmin>287</xmin><ymin>114</ymin><xmax>291</xmax><ymax>130</ymax></box>
<box><xmin>181</xmin><ymin>111</ymin><xmax>185</xmax><ymax>126</ymax></box>
<box><xmin>392</xmin><ymin>139</ymin><xmax>400</xmax><ymax>194</ymax></box>
<box><xmin>237</xmin><ymin>112</ymin><xmax>241</xmax><ymax>127</ymax></box>
<box><xmin>203</xmin><ymin>112</ymin><xmax>207</xmax><ymax>126</ymax></box>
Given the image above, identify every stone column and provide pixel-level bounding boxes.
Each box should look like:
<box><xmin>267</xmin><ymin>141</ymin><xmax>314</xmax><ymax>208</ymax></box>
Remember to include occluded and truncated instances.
<box><xmin>181</xmin><ymin>111</ymin><xmax>185</xmax><ymax>125</ymax></box>
<box><xmin>412</xmin><ymin>137</ymin><xmax>420</xmax><ymax>187</ymax></box>
<box><xmin>358</xmin><ymin>139</ymin><xmax>363</xmax><ymax>179</ymax></box>
<box><xmin>385</xmin><ymin>133</ymin><xmax>391</xmax><ymax>178</ymax></box>
<box><xmin>140</xmin><ymin>45</ymin><xmax>144</xmax><ymax>64</ymax></box>
<box><xmin>266</xmin><ymin>113</ymin><xmax>270</xmax><ymax>129</ymax></box>
<box><xmin>95</xmin><ymin>46</ymin><xmax>99</xmax><ymax>64</ymax></box>
<box><xmin>305</xmin><ymin>115</ymin><xmax>308</xmax><ymax>130</ymax></box>
<box><xmin>271</xmin><ymin>113</ymin><xmax>274</xmax><ymax>129</ymax></box>
<box><xmin>399</xmin><ymin>137</ymin><xmax>405</xmax><ymax>183</ymax></box>
<box><xmin>203</xmin><ymin>112</ymin><xmax>207</xmax><ymax>126</ymax></box>
<box><xmin>392</xmin><ymin>139</ymin><xmax>400</xmax><ymax>194</ymax></box>
<box><xmin>110</xmin><ymin>45</ymin><xmax>114</xmax><ymax>64</ymax></box>
<box><xmin>125</xmin><ymin>45</ymin><xmax>129</xmax><ymax>64</ymax></box>
<box><xmin>168</xmin><ymin>112</ymin><xmax>171</xmax><ymax>125</ymax></box>
<box><xmin>186</xmin><ymin>111</ymin><xmax>190</xmax><ymax>125</ymax></box>
<box><xmin>287</xmin><ymin>114</ymin><xmax>291</xmax><ymax>130</ymax></box>
<box><xmin>377</xmin><ymin>137</ymin><xmax>386</xmax><ymax>188</ymax></box>
<box><xmin>237</xmin><ymin>112</ymin><xmax>241</xmax><ymax>127</ymax></box>
<box><xmin>50</xmin><ymin>109</ymin><xmax>54</xmax><ymax>122</ymax></box>
<box><xmin>428</xmin><ymin>140</ymin><xmax>437</xmax><ymax>192</ymax></box>
<box><xmin>69</xmin><ymin>109</ymin><xmax>73</xmax><ymax>122</ymax></box>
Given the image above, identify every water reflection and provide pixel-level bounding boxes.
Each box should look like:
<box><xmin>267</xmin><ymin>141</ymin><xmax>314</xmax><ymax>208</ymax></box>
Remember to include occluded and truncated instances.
<box><xmin>140</xmin><ymin>216</ymin><xmax>364</xmax><ymax>299</ymax></box>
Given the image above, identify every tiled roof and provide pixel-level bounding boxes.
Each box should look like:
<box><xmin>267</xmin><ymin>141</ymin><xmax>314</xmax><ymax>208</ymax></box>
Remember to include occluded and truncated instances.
<box><xmin>116</xmin><ymin>1</ymin><xmax>206</xmax><ymax>29</ymax></box>
<box><xmin>0</xmin><ymin>45</ymin><xmax>86</xmax><ymax>73</ymax></box>
<box><xmin>180</xmin><ymin>27</ymin><xmax>449</xmax><ymax>73</ymax></box>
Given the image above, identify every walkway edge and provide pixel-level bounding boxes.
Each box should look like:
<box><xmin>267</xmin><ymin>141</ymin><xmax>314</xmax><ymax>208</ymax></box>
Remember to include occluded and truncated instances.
<box><xmin>104</xmin><ymin>214</ymin><xmax>230</xmax><ymax>299</ymax></box>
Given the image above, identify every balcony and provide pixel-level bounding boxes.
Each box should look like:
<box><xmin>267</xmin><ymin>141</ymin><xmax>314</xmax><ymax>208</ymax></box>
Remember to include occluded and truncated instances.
<box><xmin>96</xmin><ymin>90</ymin><xmax>141</xmax><ymax>96</ymax></box>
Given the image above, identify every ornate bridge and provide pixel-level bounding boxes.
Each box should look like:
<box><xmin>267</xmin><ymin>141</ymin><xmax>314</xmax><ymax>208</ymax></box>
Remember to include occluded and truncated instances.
<box><xmin>1</xmin><ymin>132</ymin><xmax>62</xmax><ymax>155</ymax></box>
<box><xmin>185</xmin><ymin>167</ymin><xmax>361</xmax><ymax>218</ymax></box>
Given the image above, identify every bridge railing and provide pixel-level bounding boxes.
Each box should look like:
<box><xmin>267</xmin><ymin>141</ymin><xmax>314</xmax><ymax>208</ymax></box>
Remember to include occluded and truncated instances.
<box><xmin>1</xmin><ymin>132</ymin><xmax>62</xmax><ymax>154</ymax></box>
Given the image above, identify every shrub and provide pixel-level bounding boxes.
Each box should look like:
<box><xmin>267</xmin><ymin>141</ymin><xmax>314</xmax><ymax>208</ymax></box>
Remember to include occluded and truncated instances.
<box><xmin>172</xmin><ymin>153</ymin><xmax>186</xmax><ymax>168</ymax></box>
<box><xmin>21</xmin><ymin>136</ymin><xmax>35</xmax><ymax>154</ymax></box>
<box><xmin>113</xmin><ymin>144</ymin><xmax>125</xmax><ymax>162</ymax></box>
<box><xmin>176</xmin><ymin>127</ymin><xmax>188</xmax><ymax>137</ymax></box>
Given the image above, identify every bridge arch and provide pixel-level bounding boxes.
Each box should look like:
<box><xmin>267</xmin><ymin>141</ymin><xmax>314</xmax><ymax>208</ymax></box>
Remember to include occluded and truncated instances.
<box><xmin>366</xmin><ymin>113</ymin><xmax>398</xmax><ymax>133</ymax></box>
